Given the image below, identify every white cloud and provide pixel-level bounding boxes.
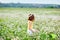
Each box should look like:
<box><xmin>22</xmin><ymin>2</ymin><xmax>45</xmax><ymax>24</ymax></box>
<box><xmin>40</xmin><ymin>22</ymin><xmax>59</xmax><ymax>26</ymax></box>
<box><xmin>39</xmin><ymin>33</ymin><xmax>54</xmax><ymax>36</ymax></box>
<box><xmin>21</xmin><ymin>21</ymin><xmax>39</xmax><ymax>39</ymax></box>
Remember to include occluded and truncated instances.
<box><xmin>0</xmin><ymin>0</ymin><xmax>60</xmax><ymax>4</ymax></box>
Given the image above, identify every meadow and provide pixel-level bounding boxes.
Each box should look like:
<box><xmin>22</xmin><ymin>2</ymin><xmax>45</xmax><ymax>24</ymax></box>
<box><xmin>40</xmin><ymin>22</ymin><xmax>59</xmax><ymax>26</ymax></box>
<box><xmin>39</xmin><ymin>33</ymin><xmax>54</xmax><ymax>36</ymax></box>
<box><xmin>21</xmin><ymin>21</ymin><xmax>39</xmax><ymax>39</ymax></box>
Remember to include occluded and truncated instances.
<box><xmin>0</xmin><ymin>8</ymin><xmax>60</xmax><ymax>40</ymax></box>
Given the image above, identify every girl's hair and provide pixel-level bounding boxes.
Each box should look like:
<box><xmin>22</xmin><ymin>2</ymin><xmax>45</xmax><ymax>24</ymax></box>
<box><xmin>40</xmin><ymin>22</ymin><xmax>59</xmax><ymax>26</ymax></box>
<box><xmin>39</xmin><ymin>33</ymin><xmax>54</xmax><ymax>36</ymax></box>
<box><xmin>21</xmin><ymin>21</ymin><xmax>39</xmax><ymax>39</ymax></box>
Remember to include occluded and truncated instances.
<box><xmin>28</xmin><ymin>14</ymin><xmax>35</xmax><ymax>21</ymax></box>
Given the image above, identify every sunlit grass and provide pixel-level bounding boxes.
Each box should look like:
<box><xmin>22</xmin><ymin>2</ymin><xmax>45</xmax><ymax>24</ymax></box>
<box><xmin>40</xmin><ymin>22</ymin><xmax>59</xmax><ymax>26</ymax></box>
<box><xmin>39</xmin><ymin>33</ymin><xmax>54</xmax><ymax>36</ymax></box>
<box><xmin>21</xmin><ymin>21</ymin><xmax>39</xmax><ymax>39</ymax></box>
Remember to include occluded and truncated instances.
<box><xmin>0</xmin><ymin>8</ymin><xmax>60</xmax><ymax>40</ymax></box>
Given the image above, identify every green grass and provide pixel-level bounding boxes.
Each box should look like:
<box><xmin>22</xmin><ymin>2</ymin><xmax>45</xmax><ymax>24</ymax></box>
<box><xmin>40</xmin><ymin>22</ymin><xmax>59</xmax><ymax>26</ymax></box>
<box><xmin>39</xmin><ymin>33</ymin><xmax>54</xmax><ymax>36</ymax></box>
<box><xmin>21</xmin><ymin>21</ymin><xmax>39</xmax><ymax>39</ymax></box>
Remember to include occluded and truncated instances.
<box><xmin>0</xmin><ymin>8</ymin><xmax>60</xmax><ymax>40</ymax></box>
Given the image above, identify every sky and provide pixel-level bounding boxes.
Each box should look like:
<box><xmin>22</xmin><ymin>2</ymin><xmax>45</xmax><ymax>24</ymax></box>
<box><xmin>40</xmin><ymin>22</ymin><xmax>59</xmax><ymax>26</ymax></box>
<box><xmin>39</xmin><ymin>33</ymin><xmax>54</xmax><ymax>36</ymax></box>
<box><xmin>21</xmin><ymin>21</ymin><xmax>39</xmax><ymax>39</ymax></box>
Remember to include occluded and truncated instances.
<box><xmin>0</xmin><ymin>0</ymin><xmax>60</xmax><ymax>4</ymax></box>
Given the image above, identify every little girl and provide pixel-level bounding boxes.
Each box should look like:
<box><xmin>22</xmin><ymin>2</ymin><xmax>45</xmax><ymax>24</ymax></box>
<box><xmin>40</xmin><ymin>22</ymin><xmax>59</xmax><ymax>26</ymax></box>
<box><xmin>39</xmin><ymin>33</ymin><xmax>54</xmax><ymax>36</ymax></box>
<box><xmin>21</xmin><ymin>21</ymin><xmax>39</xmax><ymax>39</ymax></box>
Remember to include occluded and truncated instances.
<box><xmin>27</xmin><ymin>14</ymin><xmax>38</xmax><ymax>35</ymax></box>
